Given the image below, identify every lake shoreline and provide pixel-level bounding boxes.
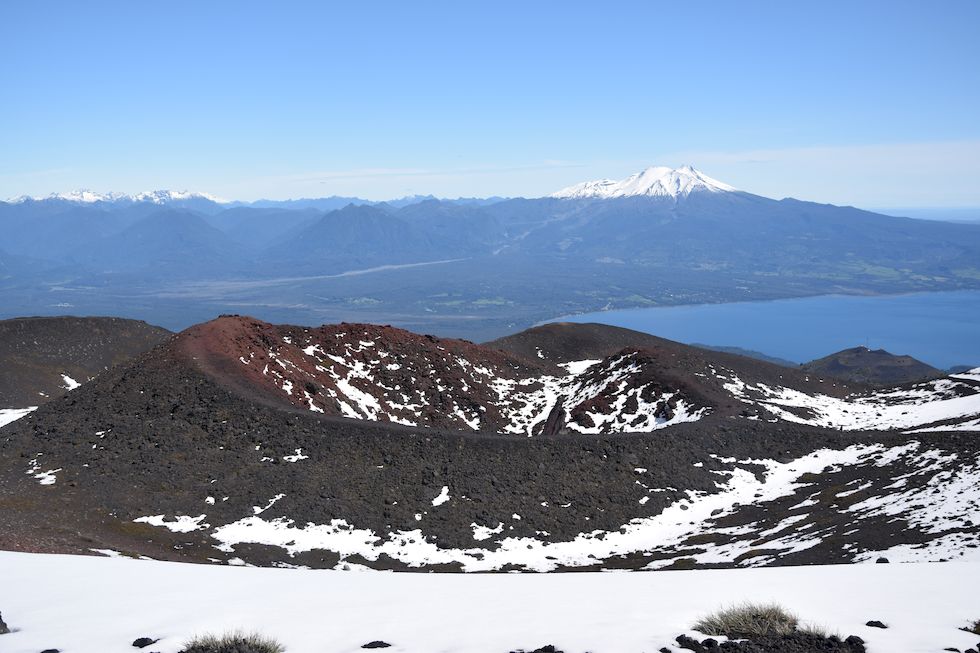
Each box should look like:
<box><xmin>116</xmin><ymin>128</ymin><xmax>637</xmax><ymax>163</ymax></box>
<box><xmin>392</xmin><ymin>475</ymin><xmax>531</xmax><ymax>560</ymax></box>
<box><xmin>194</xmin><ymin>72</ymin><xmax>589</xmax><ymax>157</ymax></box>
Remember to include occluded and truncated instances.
<box><xmin>541</xmin><ymin>289</ymin><xmax>980</xmax><ymax>370</ymax></box>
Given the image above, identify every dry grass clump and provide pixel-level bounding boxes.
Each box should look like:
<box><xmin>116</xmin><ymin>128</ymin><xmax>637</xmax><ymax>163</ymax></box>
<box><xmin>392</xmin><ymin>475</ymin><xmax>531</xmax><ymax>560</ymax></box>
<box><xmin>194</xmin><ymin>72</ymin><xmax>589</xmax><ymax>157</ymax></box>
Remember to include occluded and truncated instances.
<box><xmin>796</xmin><ymin>621</ymin><xmax>832</xmax><ymax>638</ymax></box>
<box><xmin>693</xmin><ymin>602</ymin><xmax>802</xmax><ymax>638</ymax></box>
<box><xmin>181</xmin><ymin>630</ymin><xmax>285</xmax><ymax>653</ymax></box>
<box><xmin>964</xmin><ymin>619</ymin><xmax>980</xmax><ymax>635</ymax></box>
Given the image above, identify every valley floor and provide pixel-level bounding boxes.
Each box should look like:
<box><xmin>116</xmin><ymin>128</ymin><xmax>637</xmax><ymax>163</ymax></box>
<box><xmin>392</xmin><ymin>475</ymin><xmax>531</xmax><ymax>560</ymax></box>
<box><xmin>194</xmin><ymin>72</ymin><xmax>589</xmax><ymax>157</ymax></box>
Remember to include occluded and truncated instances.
<box><xmin>1</xmin><ymin>552</ymin><xmax>978</xmax><ymax>653</ymax></box>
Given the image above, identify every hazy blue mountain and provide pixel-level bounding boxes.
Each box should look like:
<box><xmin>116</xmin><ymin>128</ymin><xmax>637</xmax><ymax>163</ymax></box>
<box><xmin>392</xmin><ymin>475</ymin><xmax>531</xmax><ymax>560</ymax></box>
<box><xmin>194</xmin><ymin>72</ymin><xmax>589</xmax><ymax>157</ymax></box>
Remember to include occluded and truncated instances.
<box><xmin>483</xmin><ymin>192</ymin><xmax>980</xmax><ymax>280</ymax></box>
<box><xmin>79</xmin><ymin>209</ymin><xmax>248</xmax><ymax>277</ymax></box>
<box><xmin>395</xmin><ymin>200</ymin><xmax>505</xmax><ymax>254</ymax></box>
<box><xmin>2</xmin><ymin>167</ymin><xmax>980</xmax><ymax>339</ymax></box>
<box><xmin>203</xmin><ymin>207</ymin><xmax>322</xmax><ymax>250</ymax></box>
<box><xmin>240</xmin><ymin>196</ymin><xmax>371</xmax><ymax>211</ymax></box>
<box><xmin>262</xmin><ymin>204</ymin><xmax>442</xmax><ymax>273</ymax></box>
<box><xmin>0</xmin><ymin>203</ymin><xmax>131</xmax><ymax>261</ymax></box>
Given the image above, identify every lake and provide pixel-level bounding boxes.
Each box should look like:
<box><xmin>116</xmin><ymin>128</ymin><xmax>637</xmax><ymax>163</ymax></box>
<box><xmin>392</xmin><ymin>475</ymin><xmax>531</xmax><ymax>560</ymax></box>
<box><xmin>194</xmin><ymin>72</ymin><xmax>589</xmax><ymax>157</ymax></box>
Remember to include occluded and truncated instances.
<box><xmin>548</xmin><ymin>290</ymin><xmax>980</xmax><ymax>369</ymax></box>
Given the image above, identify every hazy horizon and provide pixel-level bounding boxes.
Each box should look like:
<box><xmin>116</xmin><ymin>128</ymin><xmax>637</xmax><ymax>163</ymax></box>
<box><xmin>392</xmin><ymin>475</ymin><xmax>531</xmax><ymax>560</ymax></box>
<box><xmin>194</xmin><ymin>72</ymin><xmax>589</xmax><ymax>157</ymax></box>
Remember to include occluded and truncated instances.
<box><xmin>2</xmin><ymin>1</ymin><xmax>979</xmax><ymax>207</ymax></box>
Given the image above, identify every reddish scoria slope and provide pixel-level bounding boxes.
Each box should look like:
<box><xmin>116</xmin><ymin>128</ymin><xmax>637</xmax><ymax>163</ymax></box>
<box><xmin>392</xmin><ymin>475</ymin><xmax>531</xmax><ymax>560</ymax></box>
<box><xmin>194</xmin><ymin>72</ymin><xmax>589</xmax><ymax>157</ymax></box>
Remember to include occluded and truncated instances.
<box><xmin>172</xmin><ymin>315</ymin><xmax>712</xmax><ymax>434</ymax></box>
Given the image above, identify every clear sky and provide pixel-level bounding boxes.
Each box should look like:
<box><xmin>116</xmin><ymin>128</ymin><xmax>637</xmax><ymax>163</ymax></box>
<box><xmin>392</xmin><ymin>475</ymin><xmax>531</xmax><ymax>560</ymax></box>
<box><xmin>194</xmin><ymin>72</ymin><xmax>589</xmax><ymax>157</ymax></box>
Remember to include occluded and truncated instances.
<box><xmin>1</xmin><ymin>1</ymin><xmax>978</xmax><ymax>206</ymax></box>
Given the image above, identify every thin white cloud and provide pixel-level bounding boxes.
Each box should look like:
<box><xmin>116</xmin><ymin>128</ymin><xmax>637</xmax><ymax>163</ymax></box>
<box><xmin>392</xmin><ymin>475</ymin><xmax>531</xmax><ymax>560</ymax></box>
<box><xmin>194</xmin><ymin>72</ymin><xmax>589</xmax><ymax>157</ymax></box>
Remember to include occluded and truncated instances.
<box><xmin>223</xmin><ymin>161</ymin><xmax>588</xmax><ymax>200</ymax></box>
<box><xmin>652</xmin><ymin>140</ymin><xmax>980</xmax><ymax>208</ymax></box>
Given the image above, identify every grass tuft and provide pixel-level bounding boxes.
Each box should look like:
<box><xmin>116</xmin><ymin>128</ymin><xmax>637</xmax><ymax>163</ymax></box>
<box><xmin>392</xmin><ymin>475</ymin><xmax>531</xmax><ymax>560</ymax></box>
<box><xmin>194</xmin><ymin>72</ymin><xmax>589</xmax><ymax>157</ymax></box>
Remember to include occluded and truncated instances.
<box><xmin>964</xmin><ymin>619</ymin><xmax>980</xmax><ymax>635</ymax></box>
<box><xmin>181</xmin><ymin>630</ymin><xmax>285</xmax><ymax>653</ymax></box>
<box><xmin>797</xmin><ymin>622</ymin><xmax>832</xmax><ymax>638</ymax></box>
<box><xmin>693</xmin><ymin>602</ymin><xmax>799</xmax><ymax>639</ymax></box>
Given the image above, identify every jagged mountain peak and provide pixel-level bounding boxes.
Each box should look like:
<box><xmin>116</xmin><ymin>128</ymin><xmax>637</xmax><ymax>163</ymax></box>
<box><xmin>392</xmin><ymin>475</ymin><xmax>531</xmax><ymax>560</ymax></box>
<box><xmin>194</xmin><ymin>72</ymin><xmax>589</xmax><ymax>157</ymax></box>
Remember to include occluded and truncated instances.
<box><xmin>6</xmin><ymin>189</ymin><xmax>227</xmax><ymax>205</ymax></box>
<box><xmin>550</xmin><ymin>165</ymin><xmax>737</xmax><ymax>199</ymax></box>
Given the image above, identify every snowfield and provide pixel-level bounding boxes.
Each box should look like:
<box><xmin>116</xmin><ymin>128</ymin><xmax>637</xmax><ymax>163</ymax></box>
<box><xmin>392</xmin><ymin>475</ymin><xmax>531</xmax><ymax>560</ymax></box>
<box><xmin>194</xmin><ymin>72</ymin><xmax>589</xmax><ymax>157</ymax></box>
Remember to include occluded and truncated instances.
<box><xmin>0</xmin><ymin>407</ymin><xmax>37</xmax><ymax>428</ymax></box>
<box><xmin>0</xmin><ymin>552</ymin><xmax>978</xmax><ymax>653</ymax></box>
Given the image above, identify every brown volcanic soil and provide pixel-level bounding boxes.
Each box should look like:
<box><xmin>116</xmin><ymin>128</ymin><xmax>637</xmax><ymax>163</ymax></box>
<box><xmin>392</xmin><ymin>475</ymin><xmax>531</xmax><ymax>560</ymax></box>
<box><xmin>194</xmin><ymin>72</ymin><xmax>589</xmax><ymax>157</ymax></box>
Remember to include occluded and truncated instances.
<box><xmin>174</xmin><ymin>317</ymin><xmax>862</xmax><ymax>435</ymax></box>
<box><xmin>1</xmin><ymin>316</ymin><xmax>976</xmax><ymax>570</ymax></box>
<box><xmin>801</xmin><ymin>346</ymin><xmax>943</xmax><ymax>386</ymax></box>
<box><xmin>176</xmin><ymin>315</ymin><xmax>553</xmax><ymax>427</ymax></box>
<box><xmin>0</xmin><ymin>316</ymin><xmax>171</xmax><ymax>407</ymax></box>
<box><xmin>489</xmin><ymin>321</ymin><xmax>864</xmax><ymax>402</ymax></box>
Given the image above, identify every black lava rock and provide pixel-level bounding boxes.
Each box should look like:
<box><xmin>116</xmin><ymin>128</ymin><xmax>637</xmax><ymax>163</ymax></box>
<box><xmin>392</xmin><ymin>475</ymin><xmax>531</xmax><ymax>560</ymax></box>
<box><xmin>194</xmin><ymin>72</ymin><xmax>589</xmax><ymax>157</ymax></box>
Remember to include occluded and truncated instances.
<box><xmin>676</xmin><ymin>635</ymin><xmax>704</xmax><ymax>652</ymax></box>
<box><xmin>133</xmin><ymin>637</ymin><xmax>159</xmax><ymax>648</ymax></box>
<box><xmin>875</xmin><ymin>557</ymin><xmax>889</xmax><ymax>563</ymax></box>
<box><xmin>361</xmin><ymin>643</ymin><xmax>392</xmax><ymax>650</ymax></box>
<box><xmin>41</xmin><ymin>649</ymin><xmax>61</xmax><ymax>653</ymax></box>
<box><xmin>0</xmin><ymin>611</ymin><xmax>8</xmax><ymax>635</ymax></box>
<box><xmin>865</xmin><ymin>620</ymin><xmax>887</xmax><ymax>629</ymax></box>
<box><xmin>510</xmin><ymin>647</ymin><xmax>563</xmax><ymax>653</ymax></box>
<box><xmin>674</xmin><ymin>632</ymin><xmax>866</xmax><ymax>652</ymax></box>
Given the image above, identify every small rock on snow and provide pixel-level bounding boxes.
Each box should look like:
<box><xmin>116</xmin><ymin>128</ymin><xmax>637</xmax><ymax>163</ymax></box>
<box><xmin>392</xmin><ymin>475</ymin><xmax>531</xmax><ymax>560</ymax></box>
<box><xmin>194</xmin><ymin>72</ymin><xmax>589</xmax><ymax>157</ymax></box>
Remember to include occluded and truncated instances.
<box><xmin>132</xmin><ymin>637</ymin><xmax>159</xmax><ymax>648</ymax></box>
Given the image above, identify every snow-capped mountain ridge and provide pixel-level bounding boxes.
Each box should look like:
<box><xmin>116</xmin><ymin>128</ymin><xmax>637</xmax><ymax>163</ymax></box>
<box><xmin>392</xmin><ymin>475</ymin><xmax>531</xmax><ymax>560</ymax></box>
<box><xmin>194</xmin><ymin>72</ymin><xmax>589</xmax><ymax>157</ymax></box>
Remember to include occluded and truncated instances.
<box><xmin>7</xmin><ymin>189</ymin><xmax>228</xmax><ymax>204</ymax></box>
<box><xmin>551</xmin><ymin>165</ymin><xmax>737</xmax><ymax>199</ymax></box>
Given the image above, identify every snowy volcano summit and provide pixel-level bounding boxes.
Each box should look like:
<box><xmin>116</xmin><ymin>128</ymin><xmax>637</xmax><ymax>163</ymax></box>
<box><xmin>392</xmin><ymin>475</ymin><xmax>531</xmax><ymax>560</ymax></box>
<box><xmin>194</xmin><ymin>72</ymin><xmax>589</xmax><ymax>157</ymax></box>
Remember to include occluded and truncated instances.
<box><xmin>550</xmin><ymin>165</ymin><xmax>737</xmax><ymax>199</ymax></box>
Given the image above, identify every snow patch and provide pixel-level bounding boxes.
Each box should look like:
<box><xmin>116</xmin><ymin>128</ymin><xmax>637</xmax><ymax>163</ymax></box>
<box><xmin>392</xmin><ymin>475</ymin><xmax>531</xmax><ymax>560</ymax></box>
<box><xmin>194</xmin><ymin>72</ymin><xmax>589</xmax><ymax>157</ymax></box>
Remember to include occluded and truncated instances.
<box><xmin>61</xmin><ymin>374</ymin><xmax>81</xmax><ymax>390</ymax></box>
<box><xmin>134</xmin><ymin>514</ymin><xmax>209</xmax><ymax>533</ymax></box>
<box><xmin>431</xmin><ymin>486</ymin><xmax>451</xmax><ymax>507</ymax></box>
<box><xmin>0</xmin><ymin>406</ymin><xmax>37</xmax><ymax>428</ymax></box>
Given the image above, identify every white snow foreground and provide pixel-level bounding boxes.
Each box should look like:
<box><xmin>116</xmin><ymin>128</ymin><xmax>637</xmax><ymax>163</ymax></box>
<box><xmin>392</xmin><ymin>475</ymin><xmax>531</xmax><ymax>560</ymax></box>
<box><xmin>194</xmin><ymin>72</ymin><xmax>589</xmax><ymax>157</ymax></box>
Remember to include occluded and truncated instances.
<box><xmin>1</xmin><ymin>551</ymin><xmax>978</xmax><ymax>653</ymax></box>
<box><xmin>551</xmin><ymin>165</ymin><xmax>736</xmax><ymax>199</ymax></box>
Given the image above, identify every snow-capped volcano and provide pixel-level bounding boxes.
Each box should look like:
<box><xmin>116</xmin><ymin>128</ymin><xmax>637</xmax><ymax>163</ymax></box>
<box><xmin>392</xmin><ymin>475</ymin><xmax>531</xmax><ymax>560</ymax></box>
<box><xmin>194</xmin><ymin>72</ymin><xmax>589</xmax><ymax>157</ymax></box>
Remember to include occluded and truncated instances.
<box><xmin>551</xmin><ymin>165</ymin><xmax>736</xmax><ymax>199</ymax></box>
<box><xmin>7</xmin><ymin>189</ymin><xmax>227</xmax><ymax>204</ymax></box>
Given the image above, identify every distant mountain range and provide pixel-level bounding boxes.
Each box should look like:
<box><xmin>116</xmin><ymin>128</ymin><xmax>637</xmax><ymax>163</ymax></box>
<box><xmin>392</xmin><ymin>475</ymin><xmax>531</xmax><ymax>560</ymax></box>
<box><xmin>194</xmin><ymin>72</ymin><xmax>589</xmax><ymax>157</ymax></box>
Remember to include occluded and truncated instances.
<box><xmin>6</xmin><ymin>189</ymin><xmax>511</xmax><ymax>214</ymax></box>
<box><xmin>3</xmin><ymin>165</ymin><xmax>980</xmax><ymax>340</ymax></box>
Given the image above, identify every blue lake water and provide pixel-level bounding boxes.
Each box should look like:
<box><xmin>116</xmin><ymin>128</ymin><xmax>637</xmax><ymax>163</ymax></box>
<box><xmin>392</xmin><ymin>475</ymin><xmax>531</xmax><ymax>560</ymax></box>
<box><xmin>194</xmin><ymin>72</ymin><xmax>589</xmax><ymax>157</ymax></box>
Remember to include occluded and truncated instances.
<box><xmin>549</xmin><ymin>290</ymin><xmax>980</xmax><ymax>369</ymax></box>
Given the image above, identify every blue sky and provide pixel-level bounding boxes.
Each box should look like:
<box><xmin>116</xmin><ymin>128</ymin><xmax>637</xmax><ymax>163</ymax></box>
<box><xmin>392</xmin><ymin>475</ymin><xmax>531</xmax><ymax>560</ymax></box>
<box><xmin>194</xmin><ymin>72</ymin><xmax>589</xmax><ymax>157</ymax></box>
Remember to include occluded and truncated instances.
<box><xmin>1</xmin><ymin>1</ymin><xmax>978</xmax><ymax>206</ymax></box>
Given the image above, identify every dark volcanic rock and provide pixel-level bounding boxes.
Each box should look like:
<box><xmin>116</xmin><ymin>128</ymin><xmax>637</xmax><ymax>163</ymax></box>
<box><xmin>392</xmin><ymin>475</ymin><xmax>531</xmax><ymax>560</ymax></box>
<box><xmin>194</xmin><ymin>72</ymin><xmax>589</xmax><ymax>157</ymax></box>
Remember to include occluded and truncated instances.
<box><xmin>510</xmin><ymin>647</ymin><xmax>562</xmax><ymax>653</ymax></box>
<box><xmin>864</xmin><ymin>620</ymin><xmax>887</xmax><ymax>629</ymax></box>
<box><xmin>0</xmin><ymin>316</ymin><xmax>170</xmax><ymax>408</ymax></box>
<box><xmin>1</xmin><ymin>316</ymin><xmax>978</xmax><ymax>571</ymax></box>
<box><xmin>133</xmin><ymin>637</ymin><xmax>159</xmax><ymax>648</ymax></box>
<box><xmin>801</xmin><ymin>346</ymin><xmax>942</xmax><ymax>386</ymax></box>
<box><xmin>0</xmin><ymin>611</ymin><xmax>8</xmax><ymax>634</ymax></box>
<box><xmin>361</xmin><ymin>643</ymin><xmax>392</xmax><ymax>649</ymax></box>
<box><xmin>675</xmin><ymin>632</ymin><xmax>866</xmax><ymax>652</ymax></box>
